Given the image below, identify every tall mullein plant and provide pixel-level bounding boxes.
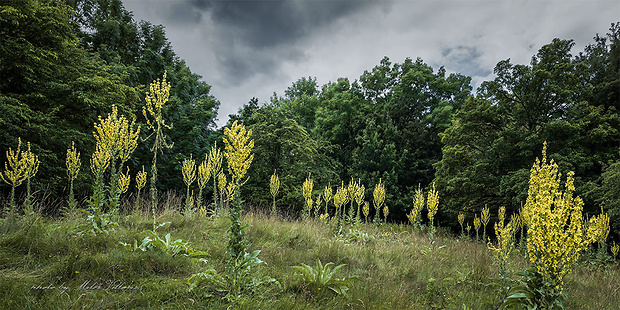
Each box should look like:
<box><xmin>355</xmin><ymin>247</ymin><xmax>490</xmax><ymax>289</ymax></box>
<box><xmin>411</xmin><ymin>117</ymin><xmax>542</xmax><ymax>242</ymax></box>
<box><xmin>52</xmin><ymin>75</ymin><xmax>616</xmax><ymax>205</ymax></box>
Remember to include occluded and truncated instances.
<box><xmin>222</xmin><ymin>120</ymin><xmax>254</xmax><ymax>263</ymax></box>
<box><xmin>1</xmin><ymin>138</ymin><xmax>27</xmax><ymax>213</ymax></box>
<box><xmin>135</xmin><ymin>166</ymin><xmax>147</xmax><ymax>212</ymax></box>
<box><xmin>269</xmin><ymin>170</ymin><xmax>279</xmax><ymax>217</ymax></box>
<box><xmin>207</xmin><ymin>144</ymin><xmax>223</xmax><ymax>215</ymax></box>
<box><xmin>522</xmin><ymin>142</ymin><xmax>591</xmax><ymax>302</ymax></box>
<box><xmin>21</xmin><ymin>142</ymin><xmax>39</xmax><ymax>214</ymax></box>
<box><xmin>93</xmin><ymin>105</ymin><xmax>139</xmax><ymax>213</ymax></box>
<box><xmin>182</xmin><ymin>155</ymin><xmax>196</xmax><ymax>213</ymax></box>
<box><xmin>197</xmin><ymin>154</ymin><xmax>211</xmax><ymax>215</ymax></box>
<box><xmin>373</xmin><ymin>179</ymin><xmax>386</xmax><ymax>224</ymax></box>
<box><xmin>66</xmin><ymin>142</ymin><xmax>81</xmax><ymax>210</ymax></box>
<box><xmin>143</xmin><ymin>72</ymin><xmax>173</xmax><ymax>213</ymax></box>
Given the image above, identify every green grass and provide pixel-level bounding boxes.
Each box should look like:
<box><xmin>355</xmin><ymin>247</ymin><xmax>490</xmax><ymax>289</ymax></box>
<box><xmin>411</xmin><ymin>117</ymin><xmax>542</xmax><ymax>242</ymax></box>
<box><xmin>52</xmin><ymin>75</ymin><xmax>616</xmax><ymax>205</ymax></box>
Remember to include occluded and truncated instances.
<box><xmin>0</xmin><ymin>203</ymin><xmax>618</xmax><ymax>309</ymax></box>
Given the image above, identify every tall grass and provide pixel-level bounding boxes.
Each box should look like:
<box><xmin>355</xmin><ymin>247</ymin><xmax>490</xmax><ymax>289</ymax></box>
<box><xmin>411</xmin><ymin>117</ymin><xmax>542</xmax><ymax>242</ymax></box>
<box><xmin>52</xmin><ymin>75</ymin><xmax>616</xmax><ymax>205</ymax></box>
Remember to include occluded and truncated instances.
<box><xmin>1</xmin><ymin>195</ymin><xmax>618</xmax><ymax>309</ymax></box>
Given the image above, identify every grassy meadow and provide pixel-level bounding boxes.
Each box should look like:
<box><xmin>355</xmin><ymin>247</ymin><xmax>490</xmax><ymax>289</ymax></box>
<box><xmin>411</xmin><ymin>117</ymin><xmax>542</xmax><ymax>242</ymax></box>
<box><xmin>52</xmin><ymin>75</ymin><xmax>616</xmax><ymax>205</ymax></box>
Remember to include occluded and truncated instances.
<box><xmin>0</xmin><ymin>196</ymin><xmax>618</xmax><ymax>309</ymax></box>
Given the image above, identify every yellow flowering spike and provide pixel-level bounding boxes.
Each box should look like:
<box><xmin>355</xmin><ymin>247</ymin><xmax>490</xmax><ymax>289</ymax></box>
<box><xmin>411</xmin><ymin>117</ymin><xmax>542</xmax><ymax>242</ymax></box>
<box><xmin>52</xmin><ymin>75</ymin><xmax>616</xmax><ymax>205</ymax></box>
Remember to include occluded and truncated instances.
<box><xmin>1</xmin><ymin>138</ymin><xmax>27</xmax><ymax>187</ymax></box>
<box><xmin>427</xmin><ymin>183</ymin><xmax>439</xmax><ymax>226</ymax></box>
<box><xmin>355</xmin><ymin>182</ymin><xmax>365</xmax><ymax>206</ymax></box>
<box><xmin>363</xmin><ymin>201</ymin><xmax>370</xmax><ymax>219</ymax></box>
<box><xmin>218</xmin><ymin>172</ymin><xmax>227</xmax><ymax>193</ymax></box>
<box><xmin>457</xmin><ymin>213</ymin><xmax>465</xmax><ymax>235</ymax></box>
<box><xmin>408</xmin><ymin>184</ymin><xmax>425</xmax><ymax>227</ymax></box>
<box><xmin>1</xmin><ymin>138</ymin><xmax>29</xmax><ymax>209</ymax></box>
<box><xmin>118</xmin><ymin>167</ymin><xmax>131</xmax><ymax>194</ymax></box>
<box><xmin>315</xmin><ymin>194</ymin><xmax>322</xmax><ymax>211</ymax></box>
<box><xmin>197</xmin><ymin>154</ymin><xmax>211</xmax><ymax>190</ymax></box>
<box><xmin>523</xmin><ymin>142</ymin><xmax>590</xmax><ymax>290</ymax></box>
<box><xmin>466</xmin><ymin>224</ymin><xmax>472</xmax><ymax>235</ymax></box>
<box><xmin>383</xmin><ymin>205</ymin><xmax>389</xmax><ymax>220</ymax></box>
<box><xmin>498</xmin><ymin>206</ymin><xmax>506</xmax><ymax>227</ymax></box>
<box><xmin>66</xmin><ymin>141</ymin><xmax>81</xmax><ymax>181</ymax></box>
<box><xmin>118</xmin><ymin>118</ymin><xmax>140</xmax><ymax>163</ymax></box>
<box><xmin>373</xmin><ymin>179</ymin><xmax>386</xmax><ymax>211</ymax></box>
<box><xmin>136</xmin><ymin>166</ymin><xmax>147</xmax><ymax>190</ymax></box>
<box><xmin>270</xmin><ymin>170</ymin><xmax>280</xmax><ymax>198</ymax></box>
<box><xmin>323</xmin><ymin>185</ymin><xmax>333</xmax><ymax>204</ymax></box>
<box><xmin>90</xmin><ymin>143</ymin><xmax>110</xmax><ymax>178</ymax></box>
<box><xmin>611</xmin><ymin>242</ymin><xmax>619</xmax><ymax>260</ymax></box>
<box><xmin>223</xmin><ymin>120</ymin><xmax>254</xmax><ymax>182</ymax></box>
<box><xmin>488</xmin><ymin>219</ymin><xmax>516</xmax><ymax>274</ymax></box>
<box><xmin>587</xmin><ymin>212</ymin><xmax>610</xmax><ymax>245</ymax></box>
<box><xmin>225</xmin><ymin>182</ymin><xmax>236</xmax><ymax>202</ymax></box>
<box><xmin>302</xmin><ymin>174</ymin><xmax>314</xmax><ymax>200</ymax></box>
<box><xmin>22</xmin><ymin>142</ymin><xmax>39</xmax><ymax>180</ymax></box>
<box><xmin>182</xmin><ymin>154</ymin><xmax>196</xmax><ymax>188</ymax></box>
<box><xmin>306</xmin><ymin>198</ymin><xmax>313</xmax><ymax>212</ymax></box>
<box><xmin>143</xmin><ymin>71</ymin><xmax>173</xmax><ymax>132</ymax></box>
<box><xmin>474</xmin><ymin>215</ymin><xmax>481</xmax><ymax>237</ymax></box>
<box><xmin>93</xmin><ymin>105</ymin><xmax>140</xmax><ymax>165</ymax></box>
<box><xmin>208</xmin><ymin>143</ymin><xmax>222</xmax><ymax>177</ymax></box>
<box><xmin>333</xmin><ymin>185</ymin><xmax>348</xmax><ymax>209</ymax></box>
<box><xmin>481</xmin><ymin>205</ymin><xmax>490</xmax><ymax>228</ymax></box>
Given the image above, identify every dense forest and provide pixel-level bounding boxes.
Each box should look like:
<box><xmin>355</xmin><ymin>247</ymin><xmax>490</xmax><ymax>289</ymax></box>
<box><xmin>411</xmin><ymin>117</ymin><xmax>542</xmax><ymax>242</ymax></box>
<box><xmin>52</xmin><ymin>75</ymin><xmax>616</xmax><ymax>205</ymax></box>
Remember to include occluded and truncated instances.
<box><xmin>2</xmin><ymin>0</ymin><xmax>620</xmax><ymax>239</ymax></box>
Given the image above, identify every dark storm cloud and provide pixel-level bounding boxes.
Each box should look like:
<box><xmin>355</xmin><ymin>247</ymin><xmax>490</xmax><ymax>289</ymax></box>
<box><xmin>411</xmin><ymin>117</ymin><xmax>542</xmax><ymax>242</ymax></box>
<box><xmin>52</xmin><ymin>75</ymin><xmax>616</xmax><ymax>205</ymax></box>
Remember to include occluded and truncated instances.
<box><xmin>169</xmin><ymin>0</ymin><xmax>387</xmax><ymax>84</ymax></box>
<box><xmin>187</xmin><ymin>0</ymin><xmax>382</xmax><ymax>48</ymax></box>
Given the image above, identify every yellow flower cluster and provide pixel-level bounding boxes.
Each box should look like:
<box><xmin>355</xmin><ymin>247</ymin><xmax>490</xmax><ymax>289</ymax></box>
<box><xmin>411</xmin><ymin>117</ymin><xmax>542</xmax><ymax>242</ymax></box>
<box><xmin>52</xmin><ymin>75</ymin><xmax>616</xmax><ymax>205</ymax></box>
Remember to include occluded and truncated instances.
<box><xmin>1</xmin><ymin>138</ymin><xmax>28</xmax><ymax>187</ymax></box>
<box><xmin>302</xmin><ymin>174</ymin><xmax>314</xmax><ymax>201</ymax></box>
<box><xmin>457</xmin><ymin>213</ymin><xmax>465</xmax><ymax>233</ymax></box>
<box><xmin>523</xmin><ymin>143</ymin><xmax>589</xmax><ymax>288</ymax></box>
<box><xmin>373</xmin><ymin>179</ymin><xmax>386</xmax><ymax>214</ymax></box>
<box><xmin>488</xmin><ymin>217</ymin><xmax>516</xmax><ymax>272</ymax></box>
<box><xmin>218</xmin><ymin>173</ymin><xmax>227</xmax><ymax>194</ymax></box>
<box><xmin>498</xmin><ymin>206</ymin><xmax>506</xmax><ymax>227</ymax></box>
<box><xmin>223</xmin><ymin>121</ymin><xmax>254</xmax><ymax>182</ymax></box>
<box><xmin>363</xmin><ymin>201</ymin><xmax>370</xmax><ymax>218</ymax></box>
<box><xmin>197</xmin><ymin>154</ymin><xmax>211</xmax><ymax>190</ymax></box>
<box><xmin>182</xmin><ymin>155</ymin><xmax>196</xmax><ymax>188</ymax></box>
<box><xmin>333</xmin><ymin>183</ymin><xmax>349</xmax><ymax>210</ymax></box>
<box><xmin>66</xmin><ymin>141</ymin><xmax>81</xmax><ymax>181</ymax></box>
<box><xmin>473</xmin><ymin>215</ymin><xmax>481</xmax><ymax>237</ymax></box>
<box><xmin>427</xmin><ymin>183</ymin><xmax>439</xmax><ymax>226</ymax></box>
<box><xmin>481</xmin><ymin>205</ymin><xmax>490</xmax><ymax>229</ymax></box>
<box><xmin>270</xmin><ymin>170</ymin><xmax>280</xmax><ymax>198</ymax></box>
<box><xmin>93</xmin><ymin>105</ymin><xmax>140</xmax><ymax>165</ymax></box>
<box><xmin>118</xmin><ymin>167</ymin><xmax>131</xmax><ymax>194</ymax></box>
<box><xmin>353</xmin><ymin>181</ymin><xmax>365</xmax><ymax>206</ymax></box>
<box><xmin>586</xmin><ymin>211</ymin><xmax>610</xmax><ymax>245</ymax></box>
<box><xmin>323</xmin><ymin>186</ymin><xmax>333</xmax><ymax>204</ymax></box>
<box><xmin>136</xmin><ymin>166</ymin><xmax>147</xmax><ymax>190</ymax></box>
<box><xmin>408</xmin><ymin>184</ymin><xmax>425</xmax><ymax>226</ymax></box>
<box><xmin>90</xmin><ymin>143</ymin><xmax>110</xmax><ymax>179</ymax></box>
<box><xmin>22</xmin><ymin>142</ymin><xmax>39</xmax><ymax>181</ymax></box>
<box><xmin>611</xmin><ymin>242</ymin><xmax>619</xmax><ymax>260</ymax></box>
<box><xmin>143</xmin><ymin>71</ymin><xmax>173</xmax><ymax>133</ymax></box>
<box><xmin>208</xmin><ymin>144</ymin><xmax>222</xmax><ymax>177</ymax></box>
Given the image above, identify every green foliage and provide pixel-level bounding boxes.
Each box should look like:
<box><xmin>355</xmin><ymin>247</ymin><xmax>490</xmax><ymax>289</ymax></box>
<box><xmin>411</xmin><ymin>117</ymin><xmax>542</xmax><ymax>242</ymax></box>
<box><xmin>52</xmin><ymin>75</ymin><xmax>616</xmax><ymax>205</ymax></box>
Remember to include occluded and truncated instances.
<box><xmin>76</xmin><ymin>205</ymin><xmax>118</xmax><ymax>236</ymax></box>
<box><xmin>291</xmin><ymin>258</ymin><xmax>359</xmax><ymax>296</ymax></box>
<box><xmin>121</xmin><ymin>226</ymin><xmax>208</xmax><ymax>258</ymax></box>
<box><xmin>436</xmin><ymin>31</ymin><xmax>620</xmax><ymax>226</ymax></box>
<box><xmin>188</xmin><ymin>249</ymin><xmax>278</xmax><ymax>302</ymax></box>
<box><xmin>503</xmin><ymin>267</ymin><xmax>567</xmax><ymax>310</ymax></box>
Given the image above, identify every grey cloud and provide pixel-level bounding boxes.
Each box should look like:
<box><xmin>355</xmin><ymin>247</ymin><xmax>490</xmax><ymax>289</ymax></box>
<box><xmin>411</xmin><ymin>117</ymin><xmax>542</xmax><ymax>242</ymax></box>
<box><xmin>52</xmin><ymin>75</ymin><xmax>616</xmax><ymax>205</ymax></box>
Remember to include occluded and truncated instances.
<box><xmin>440</xmin><ymin>45</ymin><xmax>491</xmax><ymax>78</ymax></box>
<box><xmin>188</xmin><ymin>0</ymin><xmax>382</xmax><ymax>48</ymax></box>
<box><xmin>175</xmin><ymin>0</ymin><xmax>388</xmax><ymax>83</ymax></box>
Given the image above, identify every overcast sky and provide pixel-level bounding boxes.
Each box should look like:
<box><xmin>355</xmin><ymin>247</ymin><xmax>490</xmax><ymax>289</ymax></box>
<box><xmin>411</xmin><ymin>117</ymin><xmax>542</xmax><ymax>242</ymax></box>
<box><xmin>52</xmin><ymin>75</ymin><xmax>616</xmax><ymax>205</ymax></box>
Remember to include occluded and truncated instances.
<box><xmin>122</xmin><ymin>0</ymin><xmax>619</xmax><ymax>127</ymax></box>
